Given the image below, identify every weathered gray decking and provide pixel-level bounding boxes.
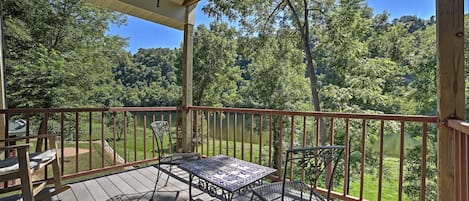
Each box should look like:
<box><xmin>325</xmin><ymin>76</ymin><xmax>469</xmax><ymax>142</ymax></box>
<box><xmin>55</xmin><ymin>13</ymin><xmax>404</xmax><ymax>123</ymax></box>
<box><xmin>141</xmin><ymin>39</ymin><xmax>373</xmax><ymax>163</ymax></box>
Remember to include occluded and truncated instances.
<box><xmin>2</xmin><ymin>165</ymin><xmax>253</xmax><ymax>201</ymax></box>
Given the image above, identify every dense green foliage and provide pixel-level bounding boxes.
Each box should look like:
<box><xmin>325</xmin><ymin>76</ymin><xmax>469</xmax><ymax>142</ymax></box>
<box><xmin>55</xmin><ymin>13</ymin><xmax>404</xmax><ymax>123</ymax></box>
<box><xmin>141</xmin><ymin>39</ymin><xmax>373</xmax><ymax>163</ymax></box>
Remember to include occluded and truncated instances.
<box><xmin>3</xmin><ymin>0</ymin><xmax>127</xmax><ymax>108</ymax></box>
<box><xmin>3</xmin><ymin>0</ymin><xmax>469</xmax><ymax>200</ymax></box>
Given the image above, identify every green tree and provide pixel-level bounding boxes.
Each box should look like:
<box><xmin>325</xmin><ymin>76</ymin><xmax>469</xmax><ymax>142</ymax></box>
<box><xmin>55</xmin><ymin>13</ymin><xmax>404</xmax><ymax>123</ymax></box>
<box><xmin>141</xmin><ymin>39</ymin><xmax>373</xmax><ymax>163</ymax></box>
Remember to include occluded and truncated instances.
<box><xmin>115</xmin><ymin>48</ymin><xmax>181</xmax><ymax>106</ymax></box>
<box><xmin>192</xmin><ymin>22</ymin><xmax>241</xmax><ymax>107</ymax></box>
<box><xmin>204</xmin><ymin>0</ymin><xmax>377</xmax><ymax>145</ymax></box>
<box><xmin>3</xmin><ymin>0</ymin><xmax>127</xmax><ymax>108</ymax></box>
<box><xmin>242</xmin><ymin>30</ymin><xmax>310</xmax><ymax>168</ymax></box>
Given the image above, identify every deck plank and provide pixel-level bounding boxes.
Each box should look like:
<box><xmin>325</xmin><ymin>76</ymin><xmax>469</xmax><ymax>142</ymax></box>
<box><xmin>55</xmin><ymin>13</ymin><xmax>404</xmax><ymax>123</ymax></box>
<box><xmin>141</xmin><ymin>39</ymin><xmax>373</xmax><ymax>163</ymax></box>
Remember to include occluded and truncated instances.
<box><xmin>139</xmin><ymin>166</ymin><xmax>185</xmax><ymax>191</ymax></box>
<box><xmin>106</xmin><ymin>173</ymin><xmax>138</xmax><ymax>194</ymax></box>
<box><xmin>70</xmin><ymin>182</ymin><xmax>95</xmax><ymax>201</ymax></box>
<box><xmin>56</xmin><ymin>185</ymin><xmax>78</xmax><ymax>201</ymax></box>
<box><xmin>118</xmin><ymin>171</ymin><xmax>151</xmax><ymax>193</ymax></box>
<box><xmin>127</xmin><ymin>168</ymin><xmax>157</xmax><ymax>188</ymax></box>
<box><xmin>83</xmin><ymin>180</ymin><xmax>110</xmax><ymax>201</ymax></box>
<box><xmin>94</xmin><ymin>176</ymin><xmax>123</xmax><ymax>199</ymax></box>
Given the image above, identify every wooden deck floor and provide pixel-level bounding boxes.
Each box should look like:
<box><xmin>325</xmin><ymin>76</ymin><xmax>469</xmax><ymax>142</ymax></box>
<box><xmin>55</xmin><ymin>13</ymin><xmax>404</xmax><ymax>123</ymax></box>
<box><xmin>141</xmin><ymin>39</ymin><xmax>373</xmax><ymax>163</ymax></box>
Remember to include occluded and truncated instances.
<box><xmin>2</xmin><ymin>165</ymin><xmax>252</xmax><ymax>201</ymax></box>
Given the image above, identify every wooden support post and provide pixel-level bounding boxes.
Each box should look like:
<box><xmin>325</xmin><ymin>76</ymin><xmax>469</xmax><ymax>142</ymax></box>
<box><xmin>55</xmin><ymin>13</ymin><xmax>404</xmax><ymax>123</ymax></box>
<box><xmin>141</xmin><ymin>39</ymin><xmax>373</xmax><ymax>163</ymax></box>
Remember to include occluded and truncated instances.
<box><xmin>0</xmin><ymin>0</ymin><xmax>7</xmax><ymax>157</ymax></box>
<box><xmin>181</xmin><ymin>5</ymin><xmax>195</xmax><ymax>152</ymax></box>
<box><xmin>437</xmin><ymin>0</ymin><xmax>464</xmax><ymax>201</ymax></box>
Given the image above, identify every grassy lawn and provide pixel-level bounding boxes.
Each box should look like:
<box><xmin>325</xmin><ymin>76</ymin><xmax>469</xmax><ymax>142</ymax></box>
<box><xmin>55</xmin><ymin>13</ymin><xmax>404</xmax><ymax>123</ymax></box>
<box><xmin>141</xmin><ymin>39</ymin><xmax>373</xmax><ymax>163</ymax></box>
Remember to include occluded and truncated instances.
<box><xmin>30</xmin><ymin>142</ymin><xmax>123</xmax><ymax>184</ymax></box>
<box><xmin>347</xmin><ymin>158</ymin><xmax>406</xmax><ymax>201</ymax></box>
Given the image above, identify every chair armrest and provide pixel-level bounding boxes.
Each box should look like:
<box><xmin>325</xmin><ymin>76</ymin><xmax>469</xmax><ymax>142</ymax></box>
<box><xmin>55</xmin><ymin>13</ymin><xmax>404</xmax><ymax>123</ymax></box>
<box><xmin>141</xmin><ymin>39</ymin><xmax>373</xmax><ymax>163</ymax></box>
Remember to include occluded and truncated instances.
<box><xmin>0</xmin><ymin>144</ymin><xmax>30</xmax><ymax>151</ymax></box>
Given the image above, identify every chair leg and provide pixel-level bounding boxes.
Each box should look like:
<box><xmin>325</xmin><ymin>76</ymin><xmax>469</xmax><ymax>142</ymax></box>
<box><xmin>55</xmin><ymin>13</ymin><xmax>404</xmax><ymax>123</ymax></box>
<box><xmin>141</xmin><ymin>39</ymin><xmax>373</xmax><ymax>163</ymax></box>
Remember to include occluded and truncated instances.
<box><xmin>150</xmin><ymin>164</ymin><xmax>162</xmax><ymax>201</ymax></box>
<box><xmin>18</xmin><ymin>147</ymin><xmax>34</xmax><ymax>201</ymax></box>
<box><xmin>164</xmin><ymin>164</ymin><xmax>172</xmax><ymax>186</ymax></box>
<box><xmin>52</xmin><ymin>158</ymin><xmax>62</xmax><ymax>188</ymax></box>
<box><xmin>35</xmin><ymin>158</ymin><xmax>70</xmax><ymax>201</ymax></box>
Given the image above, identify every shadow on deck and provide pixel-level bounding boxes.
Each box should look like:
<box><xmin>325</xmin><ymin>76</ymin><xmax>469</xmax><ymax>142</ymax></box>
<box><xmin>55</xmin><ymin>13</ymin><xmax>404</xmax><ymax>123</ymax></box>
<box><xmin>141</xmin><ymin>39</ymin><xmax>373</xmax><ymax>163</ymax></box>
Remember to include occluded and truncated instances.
<box><xmin>2</xmin><ymin>165</ymin><xmax>252</xmax><ymax>201</ymax></box>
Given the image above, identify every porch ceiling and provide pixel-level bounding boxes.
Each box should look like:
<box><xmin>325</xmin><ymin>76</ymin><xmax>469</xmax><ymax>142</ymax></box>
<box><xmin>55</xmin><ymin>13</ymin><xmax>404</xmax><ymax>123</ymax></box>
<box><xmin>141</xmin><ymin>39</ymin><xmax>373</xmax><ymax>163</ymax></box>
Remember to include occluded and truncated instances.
<box><xmin>84</xmin><ymin>0</ymin><xmax>198</xmax><ymax>30</ymax></box>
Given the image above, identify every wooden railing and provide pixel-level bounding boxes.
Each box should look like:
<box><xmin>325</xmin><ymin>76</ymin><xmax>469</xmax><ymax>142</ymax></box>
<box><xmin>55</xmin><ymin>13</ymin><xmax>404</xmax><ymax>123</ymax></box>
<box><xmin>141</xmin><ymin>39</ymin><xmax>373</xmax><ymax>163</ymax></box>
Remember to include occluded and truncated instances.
<box><xmin>0</xmin><ymin>107</ymin><xmax>180</xmax><ymax>181</ymax></box>
<box><xmin>1</xmin><ymin>107</ymin><xmax>439</xmax><ymax>201</ymax></box>
<box><xmin>446</xmin><ymin>119</ymin><xmax>469</xmax><ymax>201</ymax></box>
<box><xmin>189</xmin><ymin>106</ymin><xmax>438</xmax><ymax>201</ymax></box>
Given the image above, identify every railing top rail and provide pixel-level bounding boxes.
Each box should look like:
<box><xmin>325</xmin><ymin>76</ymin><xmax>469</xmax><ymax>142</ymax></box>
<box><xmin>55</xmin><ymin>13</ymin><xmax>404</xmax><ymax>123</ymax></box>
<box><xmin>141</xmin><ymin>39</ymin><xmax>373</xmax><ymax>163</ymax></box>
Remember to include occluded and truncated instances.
<box><xmin>447</xmin><ymin>119</ymin><xmax>469</xmax><ymax>135</ymax></box>
<box><xmin>0</xmin><ymin>106</ymin><xmax>438</xmax><ymax>123</ymax></box>
<box><xmin>190</xmin><ymin>106</ymin><xmax>438</xmax><ymax>123</ymax></box>
<box><xmin>0</xmin><ymin>107</ymin><xmax>178</xmax><ymax>114</ymax></box>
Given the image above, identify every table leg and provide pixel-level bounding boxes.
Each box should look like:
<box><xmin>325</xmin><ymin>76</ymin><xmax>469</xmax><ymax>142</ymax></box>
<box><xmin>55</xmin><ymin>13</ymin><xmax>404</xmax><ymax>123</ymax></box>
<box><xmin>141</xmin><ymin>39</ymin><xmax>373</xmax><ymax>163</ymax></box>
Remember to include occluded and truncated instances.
<box><xmin>221</xmin><ymin>189</ymin><xmax>234</xmax><ymax>201</ymax></box>
<box><xmin>189</xmin><ymin>173</ymin><xmax>194</xmax><ymax>201</ymax></box>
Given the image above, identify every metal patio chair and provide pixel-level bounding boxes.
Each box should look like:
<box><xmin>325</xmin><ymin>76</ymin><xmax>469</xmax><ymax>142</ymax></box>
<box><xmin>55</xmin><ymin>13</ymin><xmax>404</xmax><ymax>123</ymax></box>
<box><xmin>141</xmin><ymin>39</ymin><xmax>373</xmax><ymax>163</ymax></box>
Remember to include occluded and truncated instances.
<box><xmin>251</xmin><ymin>145</ymin><xmax>344</xmax><ymax>201</ymax></box>
<box><xmin>149</xmin><ymin>121</ymin><xmax>201</xmax><ymax>200</ymax></box>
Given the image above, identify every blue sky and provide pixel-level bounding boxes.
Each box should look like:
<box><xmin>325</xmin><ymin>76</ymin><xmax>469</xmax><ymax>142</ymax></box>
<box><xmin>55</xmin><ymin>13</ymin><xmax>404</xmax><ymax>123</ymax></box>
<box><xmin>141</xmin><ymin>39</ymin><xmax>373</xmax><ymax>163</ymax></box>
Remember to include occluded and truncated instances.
<box><xmin>107</xmin><ymin>0</ymin><xmax>455</xmax><ymax>53</ymax></box>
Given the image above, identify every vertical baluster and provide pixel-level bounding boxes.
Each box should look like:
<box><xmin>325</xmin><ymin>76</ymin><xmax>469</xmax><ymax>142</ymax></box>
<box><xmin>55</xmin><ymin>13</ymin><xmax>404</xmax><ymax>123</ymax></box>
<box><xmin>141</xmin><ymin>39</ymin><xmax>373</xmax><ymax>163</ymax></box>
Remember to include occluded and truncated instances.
<box><xmin>455</xmin><ymin>129</ymin><xmax>461</xmax><ymax>201</ymax></box>
<box><xmin>301</xmin><ymin>116</ymin><xmax>306</xmax><ymax>182</ymax></box>
<box><xmin>289</xmin><ymin>116</ymin><xmax>294</xmax><ymax>180</ymax></box>
<box><xmin>189</xmin><ymin>110</ymin><xmax>192</xmax><ymax>152</ymax></box>
<box><xmin>175</xmin><ymin>111</ymin><xmax>179</xmax><ymax>153</ymax></box>
<box><xmin>314</xmin><ymin>117</ymin><xmax>320</xmax><ymax>189</ymax></box>
<box><xmin>45</xmin><ymin>113</ymin><xmax>49</xmax><ymax>180</ymax></box>
<box><xmin>234</xmin><ymin>113</ymin><xmax>237</xmax><ymax>158</ymax></box>
<box><xmin>241</xmin><ymin>113</ymin><xmax>245</xmax><ymax>160</ymax></box>
<box><xmin>259</xmin><ymin>115</ymin><xmax>263</xmax><ymax>165</ymax></box>
<box><xmin>420</xmin><ymin>123</ymin><xmax>427</xmax><ymax>201</ymax></box>
<box><xmin>278</xmin><ymin>115</ymin><xmax>284</xmax><ymax>177</ymax></box>
<box><xmin>268</xmin><ymin>115</ymin><xmax>272</xmax><ymax>167</ymax></box>
<box><xmin>226</xmin><ymin>112</ymin><xmax>230</xmax><ymax>156</ymax></box>
<box><xmin>360</xmin><ymin>119</ymin><xmax>366</xmax><ymax>200</ymax></box>
<box><xmin>315</xmin><ymin>117</ymin><xmax>319</xmax><ymax>147</ymax></box>
<box><xmin>161</xmin><ymin>113</ymin><xmax>165</xmax><ymax>154</ymax></box>
<box><xmin>207</xmin><ymin>112</ymin><xmax>210</xmax><ymax>156</ymax></box>
<box><xmin>201</xmin><ymin>111</ymin><xmax>204</xmax><ymax>155</ymax></box>
<box><xmin>143</xmin><ymin>113</ymin><xmax>147</xmax><ymax>159</ymax></box>
<box><xmin>343</xmin><ymin>118</ymin><xmax>350</xmax><ymax>195</ymax></box>
<box><xmin>398</xmin><ymin>121</ymin><xmax>404</xmax><ymax>201</ymax></box>
<box><xmin>112</xmin><ymin>112</ymin><xmax>117</xmax><ymax>165</ymax></box>
<box><xmin>152</xmin><ymin>113</ymin><xmax>155</xmax><ymax>158</ymax></box>
<box><xmin>75</xmin><ymin>112</ymin><xmax>79</xmax><ymax>173</ymax></box>
<box><xmin>195</xmin><ymin>111</ymin><xmax>199</xmax><ymax>153</ymax></box>
<box><xmin>60</xmin><ymin>112</ymin><xmax>64</xmax><ymax>175</ymax></box>
<box><xmin>213</xmin><ymin>112</ymin><xmax>216</xmax><ymax>156</ymax></box>
<box><xmin>465</xmin><ymin>133</ymin><xmax>469</xmax><ymax>201</ymax></box>
<box><xmin>124</xmin><ymin>112</ymin><xmax>128</xmax><ymax>162</ymax></box>
<box><xmin>219</xmin><ymin>111</ymin><xmax>223</xmax><ymax>155</ymax></box>
<box><xmin>25</xmin><ymin>113</ymin><xmax>30</xmax><ymax>144</ymax></box>
<box><xmin>3</xmin><ymin>113</ymin><xmax>8</xmax><ymax>188</ymax></box>
<box><xmin>378</xmin><ymin>120</ymin><xmax>384</xmax><ymax>201</ymax></box>
<box><xmin>89</xmin><ymin>112</ymin><xmax>92</xmax><ymax>171</ymax></box>
<box><xmin>134</xmin><ymin>113</ymin><xmax>137</xmax><ymax>161</ymax></box>
<box><xmin>250</xmin><ymin>113</ymin><xmax>254</xmax><ymax>162</ymax></box>
<box><xmin>330</xmin><ymin>118</ymin><xmax>334</xmax><ymax>145</ymax></box>
<box><xmin>101</xmin><ymin>112</ymin><xmax>105</xmax><ymax>168</ymax></box>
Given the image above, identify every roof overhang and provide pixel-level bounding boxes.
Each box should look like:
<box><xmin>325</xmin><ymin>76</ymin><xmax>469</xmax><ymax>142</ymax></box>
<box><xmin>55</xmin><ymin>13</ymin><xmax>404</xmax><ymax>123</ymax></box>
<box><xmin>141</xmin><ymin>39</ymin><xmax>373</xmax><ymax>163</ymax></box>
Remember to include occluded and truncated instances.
<box><xmin>85</xmin><ymin>0</ymin><xmax>199</xmax><ymax>30</ymax></box>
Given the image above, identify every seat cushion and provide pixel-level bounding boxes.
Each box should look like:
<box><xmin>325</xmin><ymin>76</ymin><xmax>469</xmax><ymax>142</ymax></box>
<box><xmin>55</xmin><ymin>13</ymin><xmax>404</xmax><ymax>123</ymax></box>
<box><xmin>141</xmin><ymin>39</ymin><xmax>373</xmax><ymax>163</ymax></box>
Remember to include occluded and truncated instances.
<box><xmin>0</xmin><ymin>149</ymin><xmax>56</xmax><ymax>175</ymax></box>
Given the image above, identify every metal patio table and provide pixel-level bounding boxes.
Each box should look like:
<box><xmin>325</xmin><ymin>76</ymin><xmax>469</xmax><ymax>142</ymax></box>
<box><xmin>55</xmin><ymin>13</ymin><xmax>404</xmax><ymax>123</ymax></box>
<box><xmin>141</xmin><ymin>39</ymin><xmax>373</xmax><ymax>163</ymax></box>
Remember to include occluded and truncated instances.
<box><xmin>178</xmin><ymin>155</ymin><xmax>276</xmax><ymax>201</ymax></box>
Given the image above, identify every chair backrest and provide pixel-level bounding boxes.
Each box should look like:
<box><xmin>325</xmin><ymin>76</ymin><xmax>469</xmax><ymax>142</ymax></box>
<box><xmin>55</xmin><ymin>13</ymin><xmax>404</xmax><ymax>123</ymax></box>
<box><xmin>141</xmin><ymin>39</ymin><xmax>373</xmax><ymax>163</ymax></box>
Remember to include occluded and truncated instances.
<box><xmin>282</xmin><ymin>145</ymin><xmax>345</xmax><ymax>200</ymax></box>
<box><xmin>150</xmin><ymin>121</ymin><xmax>171</xmax><ymax>157</ymax></box>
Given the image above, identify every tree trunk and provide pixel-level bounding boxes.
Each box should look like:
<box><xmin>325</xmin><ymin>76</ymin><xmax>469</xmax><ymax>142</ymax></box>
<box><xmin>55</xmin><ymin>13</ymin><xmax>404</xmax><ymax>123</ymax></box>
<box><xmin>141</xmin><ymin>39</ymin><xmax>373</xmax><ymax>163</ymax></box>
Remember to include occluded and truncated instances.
<box><xmin>287</xmin><ymin>0</ymin><xmax>327</xmax><ymax>145</ymax></box>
